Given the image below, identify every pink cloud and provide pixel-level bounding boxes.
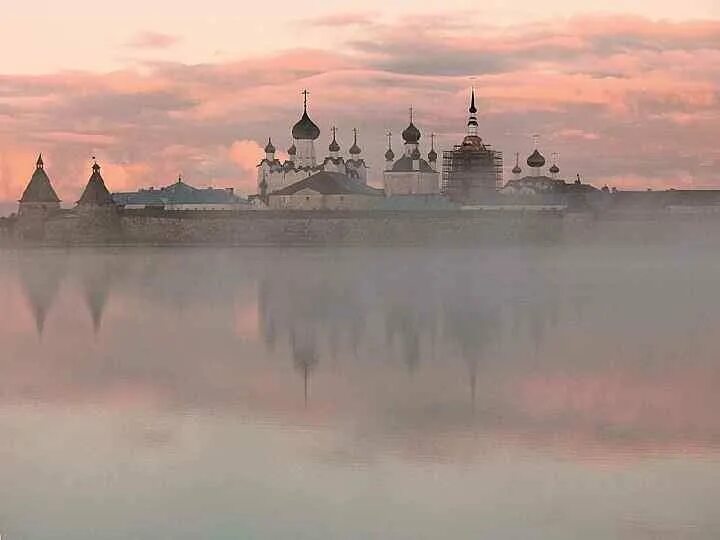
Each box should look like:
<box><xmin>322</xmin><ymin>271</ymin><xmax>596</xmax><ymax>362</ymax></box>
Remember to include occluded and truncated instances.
<box><xmin>1</xmin><ymin>13</ymin><xmax>720</xmax><ymax>204</ymax></box>
<box><xmin>126</xmin><ymin>31</ymin><xmax>180</xmax><ymax>50</ymax></box>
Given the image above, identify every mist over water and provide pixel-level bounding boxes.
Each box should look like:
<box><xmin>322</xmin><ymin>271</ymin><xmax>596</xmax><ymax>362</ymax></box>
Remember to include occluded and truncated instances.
<box><xmin>1</xmin><ymin>244</ymin><xmax>719</xmax><ymax>539</ymax></box>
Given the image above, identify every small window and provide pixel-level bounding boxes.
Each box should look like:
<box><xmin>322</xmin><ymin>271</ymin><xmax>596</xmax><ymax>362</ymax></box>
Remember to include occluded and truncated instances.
<box><xmin>306</xmin><ymin>196</ymin><xmax>310</xmax><ymax>201</ymax></box>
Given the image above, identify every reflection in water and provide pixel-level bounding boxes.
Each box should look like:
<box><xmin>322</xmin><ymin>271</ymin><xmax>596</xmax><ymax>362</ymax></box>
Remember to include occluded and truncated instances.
<box><xmin>18</xmin><ymin>252</ymin><xmax>66</xmax><ymax>337</ymax></box>
<box><xmin>2</xmin><ymin>246</ymin><xmax>720</xmax><ymax>539</ymax></box>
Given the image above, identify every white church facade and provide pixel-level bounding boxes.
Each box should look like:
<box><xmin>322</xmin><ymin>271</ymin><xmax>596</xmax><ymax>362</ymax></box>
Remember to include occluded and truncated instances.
<box><xmin>257</xmin><ymin>92</ymin><xmax>368</xmax><ymax>196</ymax></box>
<box><xmin>382</xmin><ymin>111</ymin><xmax>440</xmax><ymax>196</ymax></box>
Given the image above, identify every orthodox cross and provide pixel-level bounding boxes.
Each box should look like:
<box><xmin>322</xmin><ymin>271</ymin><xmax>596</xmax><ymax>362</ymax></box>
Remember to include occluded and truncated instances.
<box><xmin>331</xmin><ymin>125</ymin><xmax>337</xmax><ymax>140</ymax></box>
<box><xmin>301</xmin><ymin>89</ymin><xmax>310</xmax><ymax>110</ymax></box>
<box><xmin>386</xmin><ymin>130</ymin><xmax>392</xmax><ymax>149</ymax></box>
<box><xmin>430</xmin><ymin>132</ymin><xmax>436</xmax><ymax>150</ymax></box>
<box><xmin>409</xmin><ymin>106</ymin><xmax>414</xmax><ymax>124</ymax></box>
<box><xmin>532</xmin><ymin>134</ymin><xmax>540</xmax><ymax>148</ymax></box>
<box><xmin>353</xmin><ymin>127</ymin><xmax>358</xmax><ymax>143</ymax></box>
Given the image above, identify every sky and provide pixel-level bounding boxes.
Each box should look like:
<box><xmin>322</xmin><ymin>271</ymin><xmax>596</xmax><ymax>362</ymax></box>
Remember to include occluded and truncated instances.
<box><xmin>1</xmin><ymin>0</ymin><xmax>719</xmax><ymax>204</ymax></box>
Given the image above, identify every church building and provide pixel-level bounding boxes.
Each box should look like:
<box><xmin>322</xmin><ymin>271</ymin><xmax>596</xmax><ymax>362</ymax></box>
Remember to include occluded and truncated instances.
<box><xmin>382</xmin><ymin>110</ymin><xmax>440</xmax><ymax>196</ymax></box>
<box><xmin>257</xmin><ymin>92</ymin><xmax>368</xmax><ymax>195</ymax></box>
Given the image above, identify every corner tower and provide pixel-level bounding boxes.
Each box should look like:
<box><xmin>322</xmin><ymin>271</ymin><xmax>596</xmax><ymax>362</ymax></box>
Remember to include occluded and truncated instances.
<box><xmin>18</xmin><ymin>154</ymin><xmax>61</xmax><ymax>217</ymax></box>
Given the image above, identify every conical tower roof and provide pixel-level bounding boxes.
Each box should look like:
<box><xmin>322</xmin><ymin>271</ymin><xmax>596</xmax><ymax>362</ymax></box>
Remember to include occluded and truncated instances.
<box><xmin>19</xmin><ymin>155</ymin><xmax>61</xmax><ymax>204</ymax></box>
<box><xmin>78</xmin><ymin>161</ymin><xmax>114</xmax><ymax>206</ymax></box>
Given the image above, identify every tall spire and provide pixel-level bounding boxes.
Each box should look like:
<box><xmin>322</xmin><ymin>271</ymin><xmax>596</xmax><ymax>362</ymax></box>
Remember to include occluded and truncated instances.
<box><xmin>467</xmin><ymin>88</ymin><xmax>479</xmax><ymax>137</ymax></box>
<box><xmin>36</xmin><ymin>154</ymin><xmax>44</xmax><ymax>169</ymax></box>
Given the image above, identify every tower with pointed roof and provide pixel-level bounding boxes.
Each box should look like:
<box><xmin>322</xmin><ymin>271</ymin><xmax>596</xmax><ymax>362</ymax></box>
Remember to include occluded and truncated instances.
<box><xmin>440</xmin><ymin>89</ymin><xmax>503</xmax><ymax>203</ymax></box>
<box><xmin>74</xmin><ymin>158</ymin><xmax>120</xmax><ymax>239</ymax></box>
<box><xmin>78</xmin><ymin>159</ymin><xmax>114</xmax><ymax>207</ymax></box>
<box><xmin>383</xmin><ymin>108</ymin><xmax>440</xmax><ymax>196</ymax></box>
<box><xmin>18</xmin><ymin>154</ymin><xmax>61</xmax><ymax>217</ymax></box>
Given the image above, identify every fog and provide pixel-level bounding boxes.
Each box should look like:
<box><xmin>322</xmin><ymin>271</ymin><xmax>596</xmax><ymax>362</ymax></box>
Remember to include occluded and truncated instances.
<box><xmin>0</xmin><ymin>241</ymin><xmax>719</xmax><ymax>539</ymax></box>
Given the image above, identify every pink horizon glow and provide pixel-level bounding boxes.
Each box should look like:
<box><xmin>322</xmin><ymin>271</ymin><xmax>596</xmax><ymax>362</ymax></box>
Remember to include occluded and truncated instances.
<box><xmin>1</xmin><ymin>12</ymin><xmax>719</xmax><ymax>205</ymax></box>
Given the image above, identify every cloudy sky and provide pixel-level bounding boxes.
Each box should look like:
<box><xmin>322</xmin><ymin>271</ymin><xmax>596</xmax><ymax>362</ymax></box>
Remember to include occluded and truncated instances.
<box><xmin>1</xmin><ymin>0</ymin><xmax>719</xmax><ymax>204</ymax></box>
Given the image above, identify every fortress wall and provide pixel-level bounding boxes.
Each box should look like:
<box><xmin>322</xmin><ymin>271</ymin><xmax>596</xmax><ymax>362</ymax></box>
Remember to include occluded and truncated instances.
<box><xmin>117</xmin><ymin>210</ymin><xmax>564</xmax><ymax>246</ymax></box>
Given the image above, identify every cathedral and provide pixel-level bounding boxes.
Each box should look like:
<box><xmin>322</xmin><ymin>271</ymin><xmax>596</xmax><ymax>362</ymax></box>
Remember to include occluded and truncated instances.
<box><xmin>257</xmin><ymin>92</ymin><xmax>368</xmax><ymax>195</ymax></box>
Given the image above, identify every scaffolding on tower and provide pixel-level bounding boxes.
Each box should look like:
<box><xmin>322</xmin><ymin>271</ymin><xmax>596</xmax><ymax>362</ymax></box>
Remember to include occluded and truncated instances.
<box><xmin>441</xmin><ymin>141</ymin><xmax>503</xmax><ymax>204</ymax></box>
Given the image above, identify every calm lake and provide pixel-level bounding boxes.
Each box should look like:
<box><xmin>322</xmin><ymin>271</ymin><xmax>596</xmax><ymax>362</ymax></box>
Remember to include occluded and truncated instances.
<box><xmin>1</xmin><ymin>245</ymin><xmax>719</xmax><ymax>539</ymax></box>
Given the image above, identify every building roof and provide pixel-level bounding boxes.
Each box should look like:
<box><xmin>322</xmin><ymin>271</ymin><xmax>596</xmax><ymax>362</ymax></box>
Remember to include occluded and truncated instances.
<box><xmin>292</xmin><ymin>105</ymin><xmax>320</xmax><ymax>141</ymax></box>
<box><xmin>402</xmin><ymin>122</ymin><xmax>421</xmax><ymax>144</ymax></box>
<box><xmin>113</xmin><ymin>178</ymin><xmax>244</xmax><ymax>206</ymax></box>
<box><xmin>271</xmin><ymin>171</ymin><xmax>384</xmax><ymax>196</ymax></box>
<box><xmin>527</xmin><ymin>149</ymin><xmax>546</xmax><ymax>168</ymax></box>
<box><xmin>78</xmin><ymin>163</ymin><xmax>114</xmax><ymax>206</ymax></box>
<box><xmin>390</xmin><ymin>155</ymin><xmax>436</xmax><ymax>173</ymax></box>
<box><xmin>20</xmin><ymin>155</ymin><xmax>61</xmax><ymax>203</ymax></box>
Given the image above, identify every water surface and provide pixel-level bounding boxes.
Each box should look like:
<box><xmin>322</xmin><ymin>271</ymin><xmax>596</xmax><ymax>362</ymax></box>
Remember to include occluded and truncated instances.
<box><xmin>1</xmin><ymin>245</ymin><xmax>719</xmax><ymax>539</ymax></box>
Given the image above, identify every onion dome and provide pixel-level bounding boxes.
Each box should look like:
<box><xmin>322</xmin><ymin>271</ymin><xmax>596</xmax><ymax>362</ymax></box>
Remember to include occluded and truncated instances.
<box><xmin>385</xmin><ymin>148</ymin><xmax>395</xmax><ymax>161</ymax></box>
<box><xmin>411</xmin><ymin>147</ymin><xmax>421</xmax><ymax>160</ymax></box>
<box><xmin>19</xmin><ymin>154</ymin><xmax>61</xmax><ymax>203</ymax></box>
<box><xmin>287</xmin><ymin>144</ymin><xmax>297</xmax><ymax>156</ymax></box>
<box><xmin>428</xmin><ymin>132</ymin><xmax>437</xmax><ymax>162</ymax></box>
<box><xmin>402</xmin><ymin>122</ymin><xmax>421</xmax><ymax>144</ymax></box>
<box><xmin>292</xmin><ymin>93</ymin><xmax>320</xmax><ymax>140</ymax></box>
<box><xmin>549</xmin><ymin>164</ymin><xmax>560</xmax><ymax>174</ymax></box>
<box><xmin>349</xmin><ymin>128</ymin><xmax>361</xmax><ymax>155</ymax></box>
<box><xmin>264</xmin><ymin>138</ymin><xmax>275</xmax><ymax>154</ymax></box>
<box><xmin>512</xmin><ymin>152</ymin><xmax>522</xmax><ymax>175</ymax></box>
<box><xmin>329</xmin><ymin>134</ymin><xmax>340</xmax><ymax>153</ymax></box>
<box><xmin>527</xmin><ymin>149</ymin><xmax>546</xmax><ymax>168</ymax></box>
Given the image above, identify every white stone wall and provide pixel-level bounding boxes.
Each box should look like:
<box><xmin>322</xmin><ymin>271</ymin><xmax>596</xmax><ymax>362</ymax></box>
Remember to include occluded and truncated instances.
<box><xmin>383</xmin><ymin>171</ymin><xmax>440</xmax><ymax>196</ymax></box>
<box><xmin>268</xmin><ymin>191</ymin><xmax>379</xmax><ymax>211</ymax></box>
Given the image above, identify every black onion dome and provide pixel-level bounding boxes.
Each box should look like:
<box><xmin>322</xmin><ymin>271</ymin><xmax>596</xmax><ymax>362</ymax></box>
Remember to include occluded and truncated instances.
<box><xmin>329</xmin><ymin>136</ymin><xmax>340</xmax><ymax>153</ymax></box>
<box><xmin>402</xmin><ymin>122</ymin><xmax>421</xmax><ymax>144</ymax></box>
<box><xmin>512</xmin><ymin>164</ymin><xmax>522</xmax><ymax>174</ymax></box>
<box><xmin>411</xmin><ymin>147</ymin><xmax>422</xmax><ymax>160</ymax></box>
<box><xmin>287</xmin><ymin>144</ymin><xmax>297</xmax><ymax>156</ymax></box>
<box><xmin>385</xmin><ymin>148</ymin><xmax>395</xmax><ymax>161</ymax></box>
<box><xmin>527</xmin><ymin>149</ymin><xmax>546</xmax><ymax>168</ymax></box>
<box><xmin>292</xmin><ymin>110</ymin><xmax>321</xmax><ymax>140</ymax></box>
<box><xmin>264</xmin><ymin>138</ymin><xmax>275</xmax><ymax>153</ymax></box>
<box><xmin>349</xmin><ymin>142</ymin><xmax>361</xmax><ymax>155</ymax></box>
<box><xmin>549</xmin><ymin>164</ymin><xmax>560</xmax><ymax>174</ymax></box>
<box><xmin>428</xmin><ymin>149</ymin><xmax>438</xmax><ymax>162</ymax></box>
